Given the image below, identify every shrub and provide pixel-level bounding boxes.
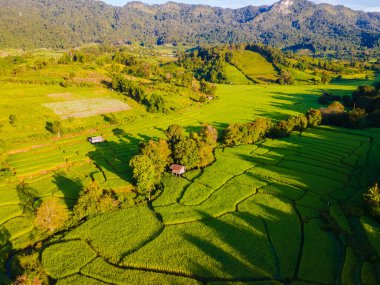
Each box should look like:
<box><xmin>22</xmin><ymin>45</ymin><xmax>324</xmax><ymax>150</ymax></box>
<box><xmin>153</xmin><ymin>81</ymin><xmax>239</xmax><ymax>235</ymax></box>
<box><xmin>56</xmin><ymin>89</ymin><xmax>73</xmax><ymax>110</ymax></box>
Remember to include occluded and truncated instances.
<box><xmin>306</xmin><ymin>109</ymin><xmax>322</xmax><ymax>127</ymax></box>
<box><xmin>364</xmin><ymin>183</ymin><xmax>380</xmax><ymax>221</ymax></box>
<box><xmin>45</xmin><ymin>121</ymin><xmax>62</xmax><ymax>137</ymax></box>
<box><xmin>144</xmin><ymin>94</ymin><xmax>166</xmax><ymax>113</ymax></box>
<box><xmin>9</xmin><ymin>114</ymin><xmax>16</xmax><ymax>125</ymax></box>
<box><xmin>277</xmin><ymin>71</ymin><xmax>294</xmax><ymax>85</ymax></box>
<box><xmin>200</xmin><ymin>79</ymin><xmax>216</xmax><ymax>95</ymax></box>
<box><xmin>269</xmin><ymin>120</ymin><xmax>293</xmax><ymax>138</ymax></box>
<box><xmin>346</xmin><ymin>108</ymin><xmax>367</xmax><ymax>129</ymax></box>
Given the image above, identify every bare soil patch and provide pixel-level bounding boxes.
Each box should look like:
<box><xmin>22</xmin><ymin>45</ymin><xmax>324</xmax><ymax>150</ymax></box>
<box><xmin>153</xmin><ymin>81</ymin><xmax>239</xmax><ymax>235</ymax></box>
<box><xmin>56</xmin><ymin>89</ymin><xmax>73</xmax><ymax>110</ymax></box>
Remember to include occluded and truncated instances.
<box><xmin>43</xmin><ymin>98</ymin><xmax>131</xmax><ymax>119</ymax></box>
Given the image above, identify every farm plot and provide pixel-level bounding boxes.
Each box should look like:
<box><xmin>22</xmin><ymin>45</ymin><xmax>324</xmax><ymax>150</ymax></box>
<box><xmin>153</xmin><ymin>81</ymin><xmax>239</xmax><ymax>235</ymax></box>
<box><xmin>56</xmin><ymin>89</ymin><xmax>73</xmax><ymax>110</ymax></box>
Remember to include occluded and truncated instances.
<box><xmin>43</xmin><ymin>98</ymin><xmax>131</xmax><ymax>119</ymax></box>
<box><xmin>38</xmin><ymin>127</ymin><xmax>380</xmax><ymax>284</ymax></box>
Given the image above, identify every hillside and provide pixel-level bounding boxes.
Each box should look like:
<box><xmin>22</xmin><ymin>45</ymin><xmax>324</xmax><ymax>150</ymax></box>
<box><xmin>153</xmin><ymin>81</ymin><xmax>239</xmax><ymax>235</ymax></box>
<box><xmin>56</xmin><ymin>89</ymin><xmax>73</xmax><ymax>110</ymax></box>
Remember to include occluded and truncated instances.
<box><xmin>0</xmin><ymin>0</ymin><xmax>380</xmax><ymax>56</ymax></box>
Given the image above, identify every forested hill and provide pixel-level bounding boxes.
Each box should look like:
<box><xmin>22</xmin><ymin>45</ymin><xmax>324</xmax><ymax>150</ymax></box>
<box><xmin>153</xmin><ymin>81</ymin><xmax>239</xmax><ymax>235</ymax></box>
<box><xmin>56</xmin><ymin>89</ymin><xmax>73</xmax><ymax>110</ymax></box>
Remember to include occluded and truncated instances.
<box><xmin>1</xmin><ymin>0</ymin><xmax>380</xmax><ymax>55</ymax></box>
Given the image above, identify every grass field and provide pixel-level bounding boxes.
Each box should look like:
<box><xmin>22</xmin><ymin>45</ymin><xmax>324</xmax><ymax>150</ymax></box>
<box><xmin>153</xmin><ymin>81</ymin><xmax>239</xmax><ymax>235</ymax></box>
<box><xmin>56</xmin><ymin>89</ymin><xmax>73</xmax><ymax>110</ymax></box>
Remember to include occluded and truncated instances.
<box><xmin>0</xmin><ymin>52</ymin><xmax>379</xmax><ymax>284</ymax></box>
<box><xmin>230</xmin><ymin>51</ymin><xmax>278</xmax><ymax>83</ymax></box>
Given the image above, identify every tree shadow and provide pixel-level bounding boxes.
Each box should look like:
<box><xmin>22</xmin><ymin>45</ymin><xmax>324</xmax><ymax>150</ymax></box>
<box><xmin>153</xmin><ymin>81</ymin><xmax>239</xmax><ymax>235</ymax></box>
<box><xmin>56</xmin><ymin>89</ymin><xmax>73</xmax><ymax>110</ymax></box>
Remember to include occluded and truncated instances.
<box><xmin>88</xmin><ymin>130</ymin><xmax>149</xmax><ymax>185</ymax></box>
<box><xmin>52</xmin><ymin>174</ymin><xmax>83</xmax><ymax>209</ymax></box>
<box><xmin>0</xmin><ymin>227</ymin><xmax>11</xmax><ymax>284</ymax></box>
<box><xmin>180</xmin><ymin>209</ymin><xmax>293</xmax><ymax>282</ymax></box>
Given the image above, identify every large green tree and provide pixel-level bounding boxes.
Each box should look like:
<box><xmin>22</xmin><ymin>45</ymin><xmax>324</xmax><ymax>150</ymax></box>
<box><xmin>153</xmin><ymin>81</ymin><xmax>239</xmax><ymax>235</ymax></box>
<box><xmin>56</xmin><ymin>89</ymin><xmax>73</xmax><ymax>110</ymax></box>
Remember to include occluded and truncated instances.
<box><xmin>129</xmin><ymin>155</ymin><xmax>157</xmax><ymax>200</ymax></box>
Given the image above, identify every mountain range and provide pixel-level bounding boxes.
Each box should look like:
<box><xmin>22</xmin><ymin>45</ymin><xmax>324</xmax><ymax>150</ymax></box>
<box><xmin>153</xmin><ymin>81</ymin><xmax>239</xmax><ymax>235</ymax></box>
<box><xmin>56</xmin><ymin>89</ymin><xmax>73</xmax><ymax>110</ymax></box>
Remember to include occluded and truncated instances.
<box><xmin>0</xmin><ymin>0</ymin><xmax>379</xmax><ymax>54</ymax></box>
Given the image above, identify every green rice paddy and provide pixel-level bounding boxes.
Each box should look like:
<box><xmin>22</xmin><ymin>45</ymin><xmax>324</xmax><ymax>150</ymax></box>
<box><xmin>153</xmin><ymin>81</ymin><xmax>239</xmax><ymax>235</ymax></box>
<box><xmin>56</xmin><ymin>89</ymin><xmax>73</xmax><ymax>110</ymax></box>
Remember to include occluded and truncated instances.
<box><xmin>36</xmin><ymin>127</ymin><xmax>380</xmax><ymax>284</ymax></box>
<box><xmin>0</xmin><ymin>65</ymin><xmax>379</xmax><ymax>283</ymax></box>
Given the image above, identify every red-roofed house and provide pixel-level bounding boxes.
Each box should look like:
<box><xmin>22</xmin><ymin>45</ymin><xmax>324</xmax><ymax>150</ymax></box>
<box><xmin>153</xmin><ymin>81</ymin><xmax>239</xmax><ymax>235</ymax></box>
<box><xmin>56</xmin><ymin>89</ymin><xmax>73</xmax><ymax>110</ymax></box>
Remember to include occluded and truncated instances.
<box><xmin>170</xmin><ymin>164</ymin><xmax>186</xmax><ymax>176</ymax></box>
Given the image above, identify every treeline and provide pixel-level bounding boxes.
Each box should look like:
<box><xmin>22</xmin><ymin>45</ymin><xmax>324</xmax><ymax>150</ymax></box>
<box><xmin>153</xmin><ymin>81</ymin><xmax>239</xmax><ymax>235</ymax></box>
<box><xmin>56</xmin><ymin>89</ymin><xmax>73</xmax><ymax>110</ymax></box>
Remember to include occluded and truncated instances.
<box><xmin>178</xmin><ymin>44</ymin><xmax>374</xmax><ymax>86</ymax></box>
<box><xmin>130</xmin><ymin>124</ymin><xmax>218</xmax><ymax>200</ymax></box>
<box><xmin>318</xmin><ymin>82</ymin><xmax>380</xmax><ymax>128</ymax></box>
<box><xmin>223</xmin><ymin>109</ymin><xmax>321</xmax><ymax>147</ymax></box>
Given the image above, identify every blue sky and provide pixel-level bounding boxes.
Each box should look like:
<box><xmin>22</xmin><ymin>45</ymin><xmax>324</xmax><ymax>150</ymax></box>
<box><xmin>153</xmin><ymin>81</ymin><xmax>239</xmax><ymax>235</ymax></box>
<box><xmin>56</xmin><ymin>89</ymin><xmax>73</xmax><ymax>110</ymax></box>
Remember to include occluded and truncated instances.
<box><xmin>102</xmin><ymin>0</ymin><xmax>380</xmax><ymax>11</ymax></box>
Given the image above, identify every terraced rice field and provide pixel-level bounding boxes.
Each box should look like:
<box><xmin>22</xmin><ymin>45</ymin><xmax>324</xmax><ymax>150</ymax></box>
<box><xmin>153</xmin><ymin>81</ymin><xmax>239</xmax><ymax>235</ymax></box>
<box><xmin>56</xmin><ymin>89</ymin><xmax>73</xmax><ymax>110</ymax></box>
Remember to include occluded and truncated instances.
<box><xmin>1</xmin><ymin>75</ymin><xmax>379</xmax><ymax>284</ymax></box>
<box><xmin>34</xmin><ymin>127</ymin><xmax>380</xmax><ymax>284</ymax></box>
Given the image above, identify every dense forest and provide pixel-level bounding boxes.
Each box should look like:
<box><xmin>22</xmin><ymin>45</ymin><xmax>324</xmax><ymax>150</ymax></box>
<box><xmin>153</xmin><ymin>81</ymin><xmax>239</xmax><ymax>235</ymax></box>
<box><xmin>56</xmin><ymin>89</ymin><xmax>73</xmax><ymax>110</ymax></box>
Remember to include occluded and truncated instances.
<box><xmin>0</xmin><ymin>0</ymin><xmax>380</xmax><ymax>58</ymax></box>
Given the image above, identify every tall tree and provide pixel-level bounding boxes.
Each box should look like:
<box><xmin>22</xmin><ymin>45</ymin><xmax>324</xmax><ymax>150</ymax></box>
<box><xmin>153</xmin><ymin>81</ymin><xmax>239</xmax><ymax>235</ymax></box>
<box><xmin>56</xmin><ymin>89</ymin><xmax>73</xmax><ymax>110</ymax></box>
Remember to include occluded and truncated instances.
<box><xmin>129</xmin><ymin>155</ymin><xmax>157</xmax><ymax>200</ymax></box>
<box><xmin>35</xmin><ymin>197</ymin><xmax>69</xmax><ymax>232</ymax></box>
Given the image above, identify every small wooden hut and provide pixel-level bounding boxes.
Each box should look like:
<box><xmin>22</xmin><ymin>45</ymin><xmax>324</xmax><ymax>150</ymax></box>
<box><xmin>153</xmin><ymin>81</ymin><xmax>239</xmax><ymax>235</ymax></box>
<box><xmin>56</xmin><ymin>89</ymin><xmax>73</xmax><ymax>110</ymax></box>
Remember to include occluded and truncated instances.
<box><xmin>170</xmin><ymin>164</ymin><xmax>186</xmax><ymax>176</ymax></box>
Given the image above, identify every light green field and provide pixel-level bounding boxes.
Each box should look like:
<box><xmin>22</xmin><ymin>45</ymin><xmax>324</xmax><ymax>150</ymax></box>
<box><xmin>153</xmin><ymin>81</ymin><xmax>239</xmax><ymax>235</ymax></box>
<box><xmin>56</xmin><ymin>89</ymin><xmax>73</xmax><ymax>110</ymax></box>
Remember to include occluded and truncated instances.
<box><xmin>230</xmin><ymin>50</ymin><xmax>278</xmax><ymax>83</ymax></box>
<box><xmin>35</xmin><ymin>127</ymin><xmax>380</xmax><ymax>284</ymax></box>
<box><xmin>222</xmin><ymin>62</ymin><xmax>253</xmax><ymax>85</ymax></box>
<box><xmin>0</xmin><ymin>51</ymin><xmax>380</xmax><ymax>284</ymax></box>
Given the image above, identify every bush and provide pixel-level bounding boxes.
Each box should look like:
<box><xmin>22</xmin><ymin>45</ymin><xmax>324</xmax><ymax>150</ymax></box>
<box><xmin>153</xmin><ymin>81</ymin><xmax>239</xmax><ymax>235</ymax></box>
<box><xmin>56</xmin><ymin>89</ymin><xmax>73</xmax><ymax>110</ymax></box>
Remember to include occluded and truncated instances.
<box><xmin>306</xmin><ymin>109</ymin><xmax>322</xmax><ymax>127</ymax></box>
<box><xmin>277</xmin><ymin>71</ymin><xmax>294</xmax><ymax>85</ymax></box>
<box><xmin>346</xmin><ymin>108</ymin><xmax>367</xmax><ymax>129</ymax></box>
<box><xmin>200</xmin><ymin>79</ymin><xmax>216</xmax><ymax>95</ymax></box>
<box><xmin>144</xmin><ymin>94</ymin><xmax>166</xmax><ymax>113</ymax></box>
<box><xmin>45</xmin><ymin>121</ymin><xmax>62</xmax><ymax>136</ymax></box>
<box><xmin>364</xmin><ymin>183</ymin><xmax>380</xmax><ymax>221</ymax></box>
<box><xmin>268</xmin><ymin>120</ymin><xmax>293</xmax><ymax>138</ymax></box>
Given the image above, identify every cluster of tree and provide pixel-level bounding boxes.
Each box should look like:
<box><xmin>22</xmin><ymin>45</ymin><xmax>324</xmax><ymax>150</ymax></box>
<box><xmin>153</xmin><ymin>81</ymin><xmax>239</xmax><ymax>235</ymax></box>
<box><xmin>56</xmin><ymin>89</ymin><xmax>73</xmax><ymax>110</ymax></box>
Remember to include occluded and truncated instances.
<box><xmin>364</xmin><ymin>183</ymin><xmax>380</xmax><ymax>222</ymax></box>
<box><xmin>1</xmin><ymin>0</ymin><xmax>380</xmax><ymax>57</ymax></box>
<box><xmin>111</xmin><ymin>74</ymin><xmax>167</xmax><ymax>113</ymax></box>
<box><xmin>178</xmin><ymin>47</ymin><xmax>228</xmax><ymax>84</ymax></box>
<box><xmin>130</xmin><ymin>124</ymin><xmax>218</xmax><ymax>200</ymax></box>
<box><xmin>350</xmin><ymin>84</ymin><xmax>380</xmax><ymax>127</ymax></box>
<box><xmin>73</xmin><ymin>181</ymin><xmax>130</xmax><ymax>220</ymax></box>
<box><xmin>223</xmin><ymin>118</ymin><xmax>272</xmax><ymax>147</ymax></box>
<box><xmin>223</xmin><ymin>109</ymin><xmax>322</xmax><ymax>146</ymax></box>
<box><xmin>317</xmin><ymin>82</ymin><xmax>380</xmax><ymax>129</ymax></box>
<box><xmin>318</xmin><ymin>92</ymin><xmax>345</xmax><ymax>105</ymax></box>
<box><xmin>320</xmin><ymin>101</ymin><xmax>368</xmax><ymax>129</ymax></box>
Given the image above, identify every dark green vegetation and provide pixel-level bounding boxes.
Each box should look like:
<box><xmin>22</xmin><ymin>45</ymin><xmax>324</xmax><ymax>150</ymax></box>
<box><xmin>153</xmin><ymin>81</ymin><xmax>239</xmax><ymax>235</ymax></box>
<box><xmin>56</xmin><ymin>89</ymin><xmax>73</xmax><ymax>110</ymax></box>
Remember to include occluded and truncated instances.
<box><xmin>1</xmin><ymin>0</ymin><xmax>380</xmax><ymax>57</ymax></box>
<box><xmin>0</xmin><ymin>43</ymin><xmax>380</xmax><ymax>284</ymax></box>
<box><xmin>180</xmin><ymin>44</ymin><xmax>378</xmax><ymax>85</ymax></box>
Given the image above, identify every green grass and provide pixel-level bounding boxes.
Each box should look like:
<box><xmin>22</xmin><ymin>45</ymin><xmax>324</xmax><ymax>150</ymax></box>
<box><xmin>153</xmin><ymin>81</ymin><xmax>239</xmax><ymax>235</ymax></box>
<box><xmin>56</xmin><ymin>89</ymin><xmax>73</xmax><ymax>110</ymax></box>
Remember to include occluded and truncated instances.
<box><xmin>57</xmin><ymin>274</ymin><xmax>108</xmax><ymax>285</ymax></box>
<box><xmin>152</xmin><ymin>175</ymin><xmax>190</xmax><ymax>207</ymax></box>
<box><xmin>41</xmin><ymin>240</ymin><xmax>97</xmax><ymax>279</ymax></box>
<box><xmin>0</xmin><ymin>205</ymin><xmax>23</xmax><ymax>225</ymax></box>
<box><xmin>341</xmin><ymin>247</ymin><xmax>358</xmax><ymax>285</ymax></box>
<box><xmin>64</xmin><ymin>206</ymin><xmax>162</xmax><ymax>262</ymax></box>
<box><xmin>360</xmin><ymin>216</ymin><xmax>380</xmax><ymax>257</ymax></box>
<box><xmin>230</xmin><ymin>51</ymin><xmax>278</xmax><ymax>83</ymax></box>
<box><xmin>239</xmin><ymin>194</ymin><xmax>301</xmax><ymax>279</ymax></box>
<box><xmin>298</xmin><ymin>219</ymin><xmax>339</xmax><ymax>284</ymax></box>
<box><xmin>222</xmin><ymin>62</ymin><xmax>252</xmax><ymax>85</ymax></box>
<box><xmin>329</xmin><ymin>205</ymin><xmax>352</xmax><ymax>233</ymax></box>
<box><xmin>82</xmin><ymin>258</ymin><xmax>201</xmax><ymax>285</ymax></box>
<box><xmin>121</xmin><ymin>212</ymin><xmax>276</xmax><ymax>279</ymax></box>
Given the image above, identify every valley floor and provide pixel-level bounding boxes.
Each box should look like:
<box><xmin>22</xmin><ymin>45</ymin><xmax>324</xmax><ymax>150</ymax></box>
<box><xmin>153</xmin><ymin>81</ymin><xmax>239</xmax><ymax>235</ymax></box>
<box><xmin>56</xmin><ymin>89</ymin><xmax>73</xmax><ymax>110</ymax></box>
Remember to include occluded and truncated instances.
<box><xmin>1</xmin><ymin>77</ymin><xmax>380</xmax><ymax>284</ymax></box>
